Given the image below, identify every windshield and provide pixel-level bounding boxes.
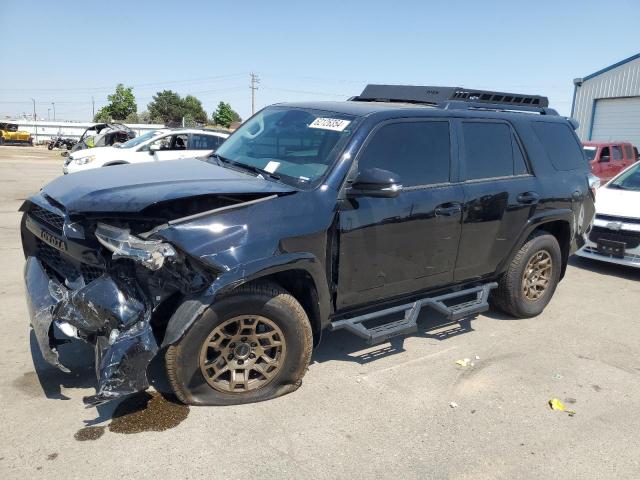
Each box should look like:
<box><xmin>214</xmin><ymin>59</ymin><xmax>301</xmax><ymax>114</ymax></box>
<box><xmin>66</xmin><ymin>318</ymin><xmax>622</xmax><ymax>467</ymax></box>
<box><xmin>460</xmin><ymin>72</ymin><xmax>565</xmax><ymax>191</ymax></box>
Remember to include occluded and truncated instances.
<box><xmin>213</xmin><ymin>106</ymin><xmax>358</xmax><ymax>188</ymax></box>
<box><xmin>608</xmin><ymin>163</ymin><xmax>640</xmax><ymax>191</ymax></box>
<box><xmin>583</xmin><ymin>146</ymin><xmax>597</xmax><ymax>161</ymax></box>
<box><xmin>120</xmin><ymin>130</ymin><xmax>162</xmax><ymax>149</ymax></box>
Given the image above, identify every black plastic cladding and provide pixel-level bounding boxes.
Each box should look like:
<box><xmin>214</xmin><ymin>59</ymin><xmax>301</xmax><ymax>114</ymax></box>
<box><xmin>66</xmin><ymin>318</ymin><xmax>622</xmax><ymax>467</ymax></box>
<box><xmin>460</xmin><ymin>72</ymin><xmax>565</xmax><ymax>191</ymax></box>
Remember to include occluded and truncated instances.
<box><xmin>20</xmin><ymin>98</ymin><xmax>594</xmax><ymax>405</ymax></box>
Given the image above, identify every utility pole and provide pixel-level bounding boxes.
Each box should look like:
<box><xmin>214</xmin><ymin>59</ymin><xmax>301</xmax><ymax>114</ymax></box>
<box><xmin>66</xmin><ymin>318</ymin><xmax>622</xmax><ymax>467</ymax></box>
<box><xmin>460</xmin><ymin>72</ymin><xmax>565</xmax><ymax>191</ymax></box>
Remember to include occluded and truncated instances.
<box><xmin>51</xmin><ymin>102</ymin><xmax>56</xmax><ymax>121</ymax></box>
<box><xmin>47</xmin><ymin>108</ymin><xmax>51</xmax><ymax>120</ymax></box>
<box><xmin>250</xmin><ymin>72</ymin><xmax>260</xmax><ymax>115</ymax></box>
<box><xmin>31</xmin><ymin>98</ymin><xmax>38</xmax><ymax>144</ymax></box>
<box><xmin>92</xmin><ymin>96</ymin><xmax>95</xmax><ymax>119</ymax></box>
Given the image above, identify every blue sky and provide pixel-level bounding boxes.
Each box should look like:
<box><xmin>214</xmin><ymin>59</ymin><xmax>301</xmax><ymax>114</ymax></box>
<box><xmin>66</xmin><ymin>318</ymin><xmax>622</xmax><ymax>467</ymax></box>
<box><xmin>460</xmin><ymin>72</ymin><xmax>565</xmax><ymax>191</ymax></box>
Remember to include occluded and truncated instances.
<box><xmin>1</xmin><ymin>0</ymin><xmax>638</xmax><ymax>121</ymax></box>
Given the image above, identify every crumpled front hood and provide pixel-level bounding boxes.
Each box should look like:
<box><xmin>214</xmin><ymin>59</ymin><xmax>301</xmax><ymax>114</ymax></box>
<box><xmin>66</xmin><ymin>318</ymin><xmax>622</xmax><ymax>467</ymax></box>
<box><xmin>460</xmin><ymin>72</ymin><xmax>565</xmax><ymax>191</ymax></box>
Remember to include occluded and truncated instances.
<box><xmin>43</xmin><ymin>159</ymin><xmax>295</xmax><ymax>213</ymax></box>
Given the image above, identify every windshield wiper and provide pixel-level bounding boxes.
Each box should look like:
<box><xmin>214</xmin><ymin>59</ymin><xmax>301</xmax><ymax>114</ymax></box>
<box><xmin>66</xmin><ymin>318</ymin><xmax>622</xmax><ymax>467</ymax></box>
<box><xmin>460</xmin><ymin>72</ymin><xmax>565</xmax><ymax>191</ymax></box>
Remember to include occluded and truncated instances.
<box><xmin>608</xmin><ymin>183</ymin><xmax>629</xmax><ymax>190</ymax></box>
<box><xmin>209</xmin><ymin>154</ymin><xmax>281</xmax><ymax>181</ymax></box>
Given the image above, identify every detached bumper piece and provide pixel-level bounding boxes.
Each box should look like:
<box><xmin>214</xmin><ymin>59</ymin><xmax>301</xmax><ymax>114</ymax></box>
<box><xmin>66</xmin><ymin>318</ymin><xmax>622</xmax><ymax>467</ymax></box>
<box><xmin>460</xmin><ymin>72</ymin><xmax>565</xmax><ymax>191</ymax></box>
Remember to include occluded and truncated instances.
<box><xmin>330</xmin><ymin>283</ymin><xmax>497</xmax><ymax>345</ymax></box>
<box><xmin>24</xmin><ymin>256</ymin><xmax>158</xmax><ymax>406</ymax></box>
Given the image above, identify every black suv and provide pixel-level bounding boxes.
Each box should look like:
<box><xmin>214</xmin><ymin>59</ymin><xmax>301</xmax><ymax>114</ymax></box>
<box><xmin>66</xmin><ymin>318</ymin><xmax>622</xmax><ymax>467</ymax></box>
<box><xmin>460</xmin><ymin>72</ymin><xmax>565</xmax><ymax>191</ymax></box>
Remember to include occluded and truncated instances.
<box><xmin>21</xmin><ymin>85</ymin><xmax>594</xmax><ymax>406</ymax></box>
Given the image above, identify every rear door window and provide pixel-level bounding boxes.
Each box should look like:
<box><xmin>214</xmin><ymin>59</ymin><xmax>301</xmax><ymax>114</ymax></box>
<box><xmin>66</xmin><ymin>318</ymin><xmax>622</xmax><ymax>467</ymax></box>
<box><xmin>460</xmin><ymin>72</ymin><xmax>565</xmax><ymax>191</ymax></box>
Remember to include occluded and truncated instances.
<box><xmin>531</xmin><ymin>122</ymin><xmax>585</xmax><ymax>171</ymax></box>
<box><xmin>461</xmin><ymin>122</ymin><xmax>523</xmax><ymax>180</ymax></box>
<box><xmin>357</xmin><ymin>121</ymin><xmax>450</xmax><ymax>187</ymax></box>
<box><xmin>623</xmin><ymin>144</ymin><xmax>634</xmax><ymax>160</ymax></box>
<box><xmin>191</xmin><ymin>134</ymin><xmax>221</xmax><ymax>150</ymax></box>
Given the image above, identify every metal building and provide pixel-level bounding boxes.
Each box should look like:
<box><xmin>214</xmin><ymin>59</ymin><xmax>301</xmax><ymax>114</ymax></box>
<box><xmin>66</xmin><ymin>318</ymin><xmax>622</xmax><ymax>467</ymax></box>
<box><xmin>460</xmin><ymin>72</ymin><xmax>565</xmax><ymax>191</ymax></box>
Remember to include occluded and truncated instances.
<box><xmin>571</xmin><ymin>53</ymin><xmax>640</xmax><ymax>146</ymax></box>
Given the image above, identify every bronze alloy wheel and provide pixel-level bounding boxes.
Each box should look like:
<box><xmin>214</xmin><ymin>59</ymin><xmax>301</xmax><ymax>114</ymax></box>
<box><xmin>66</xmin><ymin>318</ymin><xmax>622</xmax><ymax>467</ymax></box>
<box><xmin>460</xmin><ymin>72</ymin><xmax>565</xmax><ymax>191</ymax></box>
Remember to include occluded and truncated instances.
<box><xmin>199</xmin><ymin>315</ymin><xmax>286</xmax><ymax>393</ymax></box>
<box><xmin>522</xmin><ymin>250</ymin><xmax>553</xmax><ymax>301</ymax></box>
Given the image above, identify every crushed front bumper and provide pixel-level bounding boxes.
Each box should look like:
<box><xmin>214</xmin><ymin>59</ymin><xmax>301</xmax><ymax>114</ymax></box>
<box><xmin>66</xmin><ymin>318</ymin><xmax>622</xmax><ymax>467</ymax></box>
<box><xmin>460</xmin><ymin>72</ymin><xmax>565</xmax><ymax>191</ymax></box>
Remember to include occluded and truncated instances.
<box><xmin>24</xmin><ymin>256</ymin><xmax>158</xmax><ymax>406</ymax></box>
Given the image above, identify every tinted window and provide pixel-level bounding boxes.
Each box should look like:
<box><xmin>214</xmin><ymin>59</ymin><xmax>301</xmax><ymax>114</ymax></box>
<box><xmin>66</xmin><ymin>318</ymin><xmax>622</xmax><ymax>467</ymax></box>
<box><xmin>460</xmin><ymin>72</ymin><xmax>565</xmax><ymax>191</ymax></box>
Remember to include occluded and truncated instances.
<box><xmin>513</xmin><ymin>134</ymin><xmax>529</xmax><ymax>175</ymax></box>
<box><xmin>358</xmin><ymin>121</ymin><xmax>450</xmax><ymax>186</ymax></box>
<box><xmin>462</xmin><ymin>122</ymin><xmax>513</xmax><ymax>180</ymax></box>
<box><xmin>612</xmin><ymin>145</ymin><xmax>623</xmax><ymax>161</ymax></box>
<box><xmin>191</xmin><ymin>134</ymin><xmax>221</xmax><ymax>150</ymax></box>
<box><xmin>623</xmin><ymin>144</ymin><xmax>633</xmax><ymax>159</ymax></box>
<box><xmin>531</xmin><ymin>122</ymin><xmax>584</xmax><ymax>171</ymax></box>
<box><xmin>600</xmin><ymin>146</ymin><xmax>610</xmax><ymax>162</ymax></box>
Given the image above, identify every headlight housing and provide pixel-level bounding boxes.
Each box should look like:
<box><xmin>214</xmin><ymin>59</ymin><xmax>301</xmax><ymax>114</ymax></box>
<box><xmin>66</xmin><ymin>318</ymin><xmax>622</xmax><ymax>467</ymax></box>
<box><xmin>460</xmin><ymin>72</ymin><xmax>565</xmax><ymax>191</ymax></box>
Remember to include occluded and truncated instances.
<box><xmin>95</xmin><ymin>223</ymin><xmax>176</xmax><ymax>270</ymax></box>
<box><xmin>74</xmin><ymin>155</ymin><xmax>96</xmax><ymax>165</ymax></box>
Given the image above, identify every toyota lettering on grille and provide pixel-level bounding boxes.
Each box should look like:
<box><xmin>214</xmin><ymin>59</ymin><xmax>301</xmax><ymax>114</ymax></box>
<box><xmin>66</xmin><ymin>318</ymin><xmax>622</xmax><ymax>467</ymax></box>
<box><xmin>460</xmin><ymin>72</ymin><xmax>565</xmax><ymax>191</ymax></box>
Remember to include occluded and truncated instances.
<box><xmin>40</xmin><ymin>229</ymin><xmax>68</xmax><ymax>252</ymax></box>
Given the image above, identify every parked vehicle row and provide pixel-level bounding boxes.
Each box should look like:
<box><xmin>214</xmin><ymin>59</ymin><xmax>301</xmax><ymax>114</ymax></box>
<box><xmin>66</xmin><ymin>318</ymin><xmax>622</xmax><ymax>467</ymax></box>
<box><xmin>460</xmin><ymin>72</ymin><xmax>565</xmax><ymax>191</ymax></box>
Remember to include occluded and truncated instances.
<box><xmin>21</xmin><ymin>84</ymin><xmax>595</xmax><ymax>407</ymax></box>
<box><xmin>63</xmin><ymin>128</ymin><xmax>229</xmax><ymax>173</ymax></box>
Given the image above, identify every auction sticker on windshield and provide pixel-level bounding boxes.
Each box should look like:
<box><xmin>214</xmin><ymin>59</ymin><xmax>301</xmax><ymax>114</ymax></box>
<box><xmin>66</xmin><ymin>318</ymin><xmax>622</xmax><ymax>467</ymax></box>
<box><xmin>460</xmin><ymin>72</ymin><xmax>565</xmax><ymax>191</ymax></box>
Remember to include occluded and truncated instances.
<box><xmin>309</xmin><ymin>118</ymin><xmax>351</xmax><ymax>132</ymax></box>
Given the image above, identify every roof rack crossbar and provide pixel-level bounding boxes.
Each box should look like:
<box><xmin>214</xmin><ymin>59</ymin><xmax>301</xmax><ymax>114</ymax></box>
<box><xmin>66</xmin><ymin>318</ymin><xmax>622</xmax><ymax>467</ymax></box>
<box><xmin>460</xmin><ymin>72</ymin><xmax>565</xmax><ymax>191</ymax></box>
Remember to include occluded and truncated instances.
<box><xmin>351</xmin><ymin>84</ymin><xmax>554</xmax><ymax>114</ymax></box>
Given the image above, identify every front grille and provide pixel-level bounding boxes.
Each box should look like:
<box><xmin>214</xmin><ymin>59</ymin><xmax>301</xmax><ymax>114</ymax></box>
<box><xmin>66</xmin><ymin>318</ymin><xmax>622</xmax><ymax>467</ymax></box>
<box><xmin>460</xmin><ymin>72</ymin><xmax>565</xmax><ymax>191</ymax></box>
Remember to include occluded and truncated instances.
<box><xmin>589</xmin><ymin>226</ymin><xmax>640</xmax><ymax>249</ymax></box>
<box><xmin>81</xmin><ymin>264</ymin><xmax>105</xmax><ymax>283</ymax></box>
<box><xmin>37</xmin><ymin>240</ymin><xmax>79</xmax><ymax>281</ymax></box>
<box><xmin>36</xmin><ymin>239</ymin><xmax>105</xmax><ymax>284</ymax></box>
<box><xmin>30</xmin><ymin>205</ymin><xmax>65</xmax><ymax>232</ymax></box>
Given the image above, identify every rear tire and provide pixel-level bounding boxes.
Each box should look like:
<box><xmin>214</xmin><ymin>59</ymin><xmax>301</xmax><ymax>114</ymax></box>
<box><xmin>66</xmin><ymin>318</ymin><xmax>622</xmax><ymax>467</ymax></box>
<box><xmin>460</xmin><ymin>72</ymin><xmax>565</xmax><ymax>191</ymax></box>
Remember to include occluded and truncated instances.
<box><xmin>491</xmin><ymin>231</ymin><xmax>561</xmax><ymax>318</ymax></box>
<box><xmin>166</xmin><ymin>282</ymin><xmax>313</xmax><ymax>406</ymax></box>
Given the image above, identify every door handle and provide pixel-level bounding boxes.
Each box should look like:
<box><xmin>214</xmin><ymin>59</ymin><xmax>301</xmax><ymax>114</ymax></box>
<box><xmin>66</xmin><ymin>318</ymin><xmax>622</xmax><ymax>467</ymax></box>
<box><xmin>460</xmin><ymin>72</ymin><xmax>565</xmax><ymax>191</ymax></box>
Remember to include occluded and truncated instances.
<box><xmin>435</xmin><ymin>203</ymin><xmax>462</xmax><ymax>216</ymax></box>
<box><xmin>516</xmin><ymin>191</ymin><xmax>540</xmax><ymax>204</ymax></box>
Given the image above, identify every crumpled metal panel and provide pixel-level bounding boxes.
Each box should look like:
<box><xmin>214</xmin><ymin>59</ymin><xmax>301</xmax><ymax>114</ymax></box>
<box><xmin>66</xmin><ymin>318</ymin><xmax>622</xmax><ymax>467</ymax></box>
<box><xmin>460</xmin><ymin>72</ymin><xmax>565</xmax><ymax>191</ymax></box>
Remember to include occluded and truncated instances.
<box><xmin>24</xmin><ymin>256</ymin><xmax>158</xmax><ymax>406</ymax></box>
<box><xmin>23</xmin><ymin>257</ymin><xmax>70</xmax><ymax>373</ymax></box>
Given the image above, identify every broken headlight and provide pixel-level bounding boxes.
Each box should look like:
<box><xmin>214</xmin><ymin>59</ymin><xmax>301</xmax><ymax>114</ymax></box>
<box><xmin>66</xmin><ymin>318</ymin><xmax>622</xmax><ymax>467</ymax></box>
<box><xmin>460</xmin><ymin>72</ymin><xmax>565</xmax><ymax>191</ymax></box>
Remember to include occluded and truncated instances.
<box><xmin>95</xmin><ymin>223</ymin><xmax>176</xmax><ymax>271</ymax></box>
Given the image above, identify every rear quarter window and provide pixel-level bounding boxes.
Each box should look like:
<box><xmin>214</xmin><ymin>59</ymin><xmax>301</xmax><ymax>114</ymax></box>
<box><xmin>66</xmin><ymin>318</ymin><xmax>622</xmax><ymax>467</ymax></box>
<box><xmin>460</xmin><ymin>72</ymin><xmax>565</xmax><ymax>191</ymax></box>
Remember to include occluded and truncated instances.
<box><xmin>531</xmin><ymin>122</ymin><xmax>585</xmax><ymax>171</ymax></box>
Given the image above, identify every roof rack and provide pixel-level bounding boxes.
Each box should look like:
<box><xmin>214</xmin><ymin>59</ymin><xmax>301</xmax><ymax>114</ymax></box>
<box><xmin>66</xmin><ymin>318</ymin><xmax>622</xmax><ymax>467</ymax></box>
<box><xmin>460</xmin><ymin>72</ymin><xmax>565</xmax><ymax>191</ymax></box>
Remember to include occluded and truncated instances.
<box><xmin>351</xmin><ymin>84</ymin><xmax>557</xmax><ymax>115</ymax></box>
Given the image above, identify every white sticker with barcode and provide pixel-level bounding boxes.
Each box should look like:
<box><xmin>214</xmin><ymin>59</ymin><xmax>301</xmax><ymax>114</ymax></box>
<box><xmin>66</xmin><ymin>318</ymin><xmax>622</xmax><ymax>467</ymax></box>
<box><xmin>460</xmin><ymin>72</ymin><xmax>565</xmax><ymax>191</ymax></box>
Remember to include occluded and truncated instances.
<box><xmin>308</xmin><ymin>117</ymin><xmax>351</xmax><ymax>132</ymax></box>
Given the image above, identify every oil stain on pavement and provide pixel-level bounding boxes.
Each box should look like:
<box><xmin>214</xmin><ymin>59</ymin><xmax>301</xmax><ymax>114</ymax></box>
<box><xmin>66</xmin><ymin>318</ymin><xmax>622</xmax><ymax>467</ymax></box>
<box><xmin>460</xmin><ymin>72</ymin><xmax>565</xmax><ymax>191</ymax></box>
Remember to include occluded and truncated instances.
<box><xmin>74</xmin><ymin>426</ymin><xmax>106</xmax><ymax>441</ymax></box>
<box><xmin>108</xmin><ymin>391</ymin><xmax>189</xmax><ymax>434</ymax></box>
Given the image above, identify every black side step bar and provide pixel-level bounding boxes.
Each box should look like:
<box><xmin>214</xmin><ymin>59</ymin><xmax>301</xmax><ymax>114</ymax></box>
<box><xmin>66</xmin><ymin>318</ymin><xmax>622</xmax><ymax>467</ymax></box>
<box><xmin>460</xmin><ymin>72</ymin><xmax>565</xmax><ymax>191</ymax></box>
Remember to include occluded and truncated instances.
<box><xmin>330</xmin><ymin>283</ymin><xmax>498</xmax><ymax>345</ymax></box>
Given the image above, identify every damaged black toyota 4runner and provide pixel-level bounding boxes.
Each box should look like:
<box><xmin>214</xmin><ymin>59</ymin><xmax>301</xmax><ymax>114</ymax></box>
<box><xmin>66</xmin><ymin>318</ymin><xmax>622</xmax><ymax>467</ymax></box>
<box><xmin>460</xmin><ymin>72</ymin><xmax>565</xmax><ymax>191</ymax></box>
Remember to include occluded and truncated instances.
<box><xmin>21</xmin><ymin>85</ymin><xmax>594</xmax><ymax>406</ymax></box>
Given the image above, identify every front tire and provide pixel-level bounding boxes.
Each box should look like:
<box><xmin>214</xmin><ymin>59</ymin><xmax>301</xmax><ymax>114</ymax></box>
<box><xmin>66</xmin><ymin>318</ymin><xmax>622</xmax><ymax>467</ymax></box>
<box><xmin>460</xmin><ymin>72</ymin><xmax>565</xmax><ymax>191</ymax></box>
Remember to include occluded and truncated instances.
<box><xmin>491</xmin><ymin>231</ymin><xmax>561</xmax><ymax>318</ymax></box>
<box><xmin>166</xmin><ymin>282</ymin><xmax>313</xmax><ymax>406</ymax></box>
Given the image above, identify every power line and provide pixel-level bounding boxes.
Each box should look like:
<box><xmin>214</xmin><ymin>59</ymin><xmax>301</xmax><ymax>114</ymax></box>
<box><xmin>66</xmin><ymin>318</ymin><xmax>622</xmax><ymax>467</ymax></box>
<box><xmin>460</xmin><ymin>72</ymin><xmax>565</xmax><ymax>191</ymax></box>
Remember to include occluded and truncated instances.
<box><xmin>0</xmin><ymin>72</ymin><xmax>248</xmax><ymax>94</ymax></box>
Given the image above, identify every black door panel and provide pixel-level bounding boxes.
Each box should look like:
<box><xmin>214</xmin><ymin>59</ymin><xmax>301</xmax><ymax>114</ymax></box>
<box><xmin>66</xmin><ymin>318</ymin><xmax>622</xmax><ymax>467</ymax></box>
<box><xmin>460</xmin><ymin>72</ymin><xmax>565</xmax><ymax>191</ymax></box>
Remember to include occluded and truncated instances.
<box><xmin>454</xmin><ymin>178</ymin><xmax>539</xmax><ymax>280</ymax></box>
<box><xmin>337</xmin><ymin>185</ymin><xmax>464</xmax><ymax>309</ymax></box>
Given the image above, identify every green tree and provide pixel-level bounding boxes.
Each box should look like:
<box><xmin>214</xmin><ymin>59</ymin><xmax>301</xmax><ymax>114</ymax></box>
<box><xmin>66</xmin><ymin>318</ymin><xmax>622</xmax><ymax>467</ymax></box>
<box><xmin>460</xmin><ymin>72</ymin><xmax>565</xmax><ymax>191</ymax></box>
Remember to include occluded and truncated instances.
<box><xmin>183</xmin><ymin>95</ymin><xmax>208</xmax><ymax>124</ymax></box>
<box><xmin>147</xmin><ymin>90</ymin><xmax>208</xmax><ymax>125</ymax></box>
<box><xmin>94</xmin><ymin>84</ymin><xmax>137</xmax><ymax>121</ymax></box>
<box><xmin>147</xmin><ymin>90</ymin><xmax>184</xmax><ymax>125</ymax></box>
<box><xmin>213</xmin><ymin>102</ymin><xmax>241</xmax><ymax>127</ymax></box>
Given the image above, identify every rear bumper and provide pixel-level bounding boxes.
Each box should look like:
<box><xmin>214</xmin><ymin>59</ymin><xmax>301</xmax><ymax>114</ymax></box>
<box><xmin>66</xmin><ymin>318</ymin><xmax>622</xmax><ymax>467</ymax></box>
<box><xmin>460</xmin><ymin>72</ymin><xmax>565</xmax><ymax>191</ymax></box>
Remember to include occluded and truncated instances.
<box><xmin>24</xmin><ymin>256</ymin><xmax>159</xmax><ymax>406</ymax></box>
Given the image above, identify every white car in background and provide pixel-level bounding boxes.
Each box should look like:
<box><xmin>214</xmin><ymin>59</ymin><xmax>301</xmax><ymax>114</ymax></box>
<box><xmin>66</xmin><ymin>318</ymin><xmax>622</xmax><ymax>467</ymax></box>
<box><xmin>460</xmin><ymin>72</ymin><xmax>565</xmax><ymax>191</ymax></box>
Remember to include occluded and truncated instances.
<box><xmin>63</xmin><ymin>128</ymin><xmax>229</xmax><ymax>174</ymax></box>
<box><xmin>576</xmin><ymin>161</ymin><xmax>640</xmax><ymax>268</ymax></box>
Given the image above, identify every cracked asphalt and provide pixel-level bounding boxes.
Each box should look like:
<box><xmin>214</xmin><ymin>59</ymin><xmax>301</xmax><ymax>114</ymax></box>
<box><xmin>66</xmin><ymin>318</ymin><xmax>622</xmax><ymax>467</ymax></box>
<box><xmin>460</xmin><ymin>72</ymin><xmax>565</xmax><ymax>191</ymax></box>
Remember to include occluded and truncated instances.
<box><xmin>1</xmin><ymin>146</ymin><xmax>639</xmax><ymax>479</ymax></box>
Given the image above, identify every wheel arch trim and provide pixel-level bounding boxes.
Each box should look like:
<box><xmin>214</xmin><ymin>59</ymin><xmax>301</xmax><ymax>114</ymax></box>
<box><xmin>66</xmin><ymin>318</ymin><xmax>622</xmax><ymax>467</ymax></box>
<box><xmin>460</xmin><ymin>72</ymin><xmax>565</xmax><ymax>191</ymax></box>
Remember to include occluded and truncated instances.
<box><xmin>161</xmin><ymin>252</ymin><xmax>331</xmax><ymax>347</ymax></box>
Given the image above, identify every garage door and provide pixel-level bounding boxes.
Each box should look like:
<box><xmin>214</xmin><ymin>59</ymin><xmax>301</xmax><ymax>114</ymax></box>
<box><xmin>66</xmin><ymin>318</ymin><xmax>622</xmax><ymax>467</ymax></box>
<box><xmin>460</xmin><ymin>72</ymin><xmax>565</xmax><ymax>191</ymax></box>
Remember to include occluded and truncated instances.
<box><xmin>591</xmin><ymin>96</ymin><xmax>640</xmax><ymax>146</ymax></box>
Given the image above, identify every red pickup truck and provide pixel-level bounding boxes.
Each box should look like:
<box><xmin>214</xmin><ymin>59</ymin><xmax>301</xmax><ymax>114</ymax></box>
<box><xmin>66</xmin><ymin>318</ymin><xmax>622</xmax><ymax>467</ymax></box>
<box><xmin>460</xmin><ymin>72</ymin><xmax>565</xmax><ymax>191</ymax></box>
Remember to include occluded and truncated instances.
<box><xmin>582</xmin><ymin>141</ymin><xmax>638</xmax><ymax>182</ymax></box>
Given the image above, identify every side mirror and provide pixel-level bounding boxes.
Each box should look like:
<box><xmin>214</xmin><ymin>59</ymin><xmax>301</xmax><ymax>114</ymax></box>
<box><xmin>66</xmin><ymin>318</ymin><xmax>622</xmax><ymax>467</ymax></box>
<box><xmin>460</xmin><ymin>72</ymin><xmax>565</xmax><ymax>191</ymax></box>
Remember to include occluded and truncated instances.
<box><xmin>149</xmin><ymin>144</ymin><xmax>161</xmax><ymax>155</ymax></box>
<box><xmin>347</xmin><ymin>168</ymin><xmax>402</xmax><ymax>198</ymax></box>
